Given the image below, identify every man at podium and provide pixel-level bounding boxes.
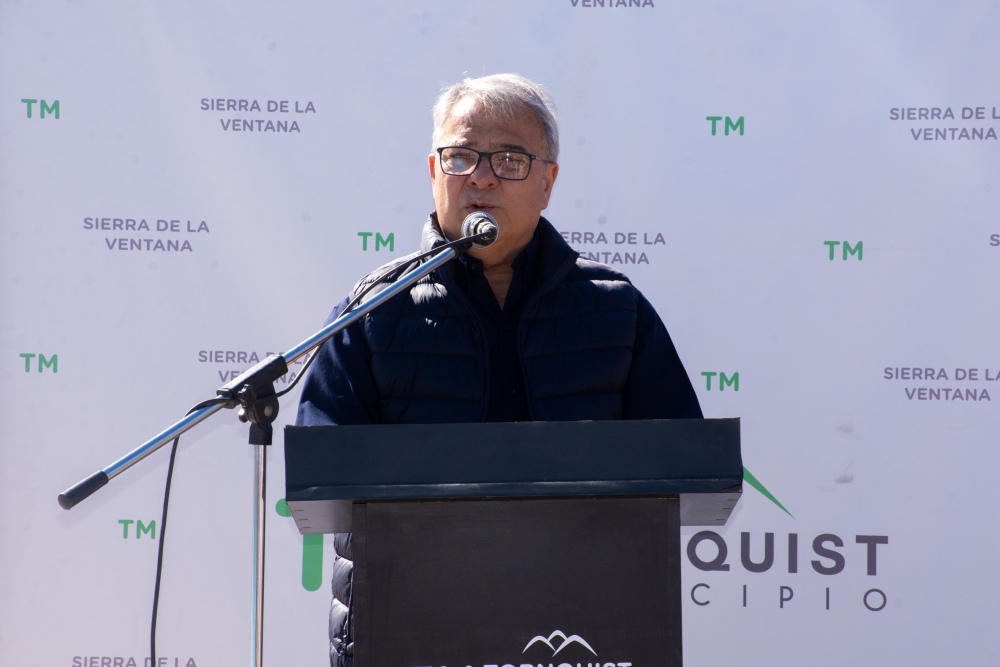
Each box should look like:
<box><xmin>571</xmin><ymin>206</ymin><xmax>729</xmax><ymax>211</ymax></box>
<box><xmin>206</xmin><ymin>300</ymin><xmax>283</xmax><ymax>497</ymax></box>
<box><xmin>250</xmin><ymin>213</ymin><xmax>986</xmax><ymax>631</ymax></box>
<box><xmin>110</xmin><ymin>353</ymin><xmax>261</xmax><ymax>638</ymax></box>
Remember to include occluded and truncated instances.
<box><xmin>296</xmin><ymin>73</ymin><xmax>702</xmax><ymax>667</ymax></box>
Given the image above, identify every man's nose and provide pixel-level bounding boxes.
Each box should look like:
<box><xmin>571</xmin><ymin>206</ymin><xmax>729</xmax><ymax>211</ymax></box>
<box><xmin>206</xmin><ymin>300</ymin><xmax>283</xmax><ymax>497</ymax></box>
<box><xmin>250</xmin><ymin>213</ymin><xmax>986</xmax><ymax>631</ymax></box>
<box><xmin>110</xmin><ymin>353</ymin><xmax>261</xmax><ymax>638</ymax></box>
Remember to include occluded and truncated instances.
<box><xmin>467</xmin><ymin>156</ymin><xmax>499</xmax><ymax>188</ymax></box>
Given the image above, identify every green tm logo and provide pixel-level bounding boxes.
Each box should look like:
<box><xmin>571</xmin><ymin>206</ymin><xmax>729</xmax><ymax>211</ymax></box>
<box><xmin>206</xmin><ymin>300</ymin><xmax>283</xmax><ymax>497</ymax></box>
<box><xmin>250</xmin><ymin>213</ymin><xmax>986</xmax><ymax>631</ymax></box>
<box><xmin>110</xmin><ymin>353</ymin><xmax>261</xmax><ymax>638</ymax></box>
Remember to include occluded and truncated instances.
<box><xmin>119</xmin><ymin>519</ymin><xmax>156</xmax><ymax>538</ymax></box>
<box><xmin>701</xmin><ymin>371</ymin><xmax>738</xmax><ymax>391</ymax></box>
<box><xmin>706</xmin><ymin>115</ymin><xmax>744</xmax><ymax>136</ymax></box>
<box><xmin>20</xmin><ymin>353</ymin><xmax>58</xmax><ymax>372</ymax></box>
<box><xmin>22</xmin><ymin>98</ymin><xmax>60</xmax><ymax>119</ymax></box>
<box><xmin>358</xmin><ymin>231</ymin><xmax>394</xmax><ymax>251</ymax></box>
<box><xmin>276</xmin><ymin>499</ymin><xmax>324</xmax><ymax>592</ymax></box>
<box><xmin>825</xmin><ymin>241</ymin><xmax>863</xmax><ymax>261</ymax></box>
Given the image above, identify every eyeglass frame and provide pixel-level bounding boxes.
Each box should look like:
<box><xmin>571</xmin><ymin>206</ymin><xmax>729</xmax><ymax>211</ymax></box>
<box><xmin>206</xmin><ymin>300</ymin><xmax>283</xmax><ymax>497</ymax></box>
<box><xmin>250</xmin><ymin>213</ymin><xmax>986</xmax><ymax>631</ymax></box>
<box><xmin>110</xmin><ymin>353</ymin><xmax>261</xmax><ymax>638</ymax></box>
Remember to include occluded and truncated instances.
<box><xmin>435</xmin><ymin>146</ymin><xmax>556</xmax><ymax>181</ymax></box>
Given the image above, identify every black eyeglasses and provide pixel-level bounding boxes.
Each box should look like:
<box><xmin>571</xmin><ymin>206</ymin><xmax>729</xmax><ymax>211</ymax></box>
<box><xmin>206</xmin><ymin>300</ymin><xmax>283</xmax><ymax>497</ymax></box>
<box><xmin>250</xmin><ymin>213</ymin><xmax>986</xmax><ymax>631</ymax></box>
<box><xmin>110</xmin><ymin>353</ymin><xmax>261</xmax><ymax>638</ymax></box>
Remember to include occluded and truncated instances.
<box><xmin>436</xmin><ymin>146</ymin><xmax>555</xmax><ymax>181</ymax></box>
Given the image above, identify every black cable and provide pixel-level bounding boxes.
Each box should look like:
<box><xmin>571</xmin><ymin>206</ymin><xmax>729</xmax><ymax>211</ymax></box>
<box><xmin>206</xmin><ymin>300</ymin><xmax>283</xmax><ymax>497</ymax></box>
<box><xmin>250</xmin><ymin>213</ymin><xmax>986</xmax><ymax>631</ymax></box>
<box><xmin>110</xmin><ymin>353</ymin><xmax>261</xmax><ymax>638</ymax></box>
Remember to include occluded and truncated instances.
<box><xmin>273</xmin><ymin>353</ymin><xmax>317</xmax><ymax>400</ymax></box>
<box><xmin>150</xmin><ymin>434</ymin><xmax>180</xmax><ymax>667</ymax></box>
<box><xmin>149</xmin><ymin>399</ymin><xmax>232</xmax><ymax>665</ymax></box>
<box><xmin>188</xmin><ymin>396</ymin><xmax>239</xmax><ymax>411</ymax></box>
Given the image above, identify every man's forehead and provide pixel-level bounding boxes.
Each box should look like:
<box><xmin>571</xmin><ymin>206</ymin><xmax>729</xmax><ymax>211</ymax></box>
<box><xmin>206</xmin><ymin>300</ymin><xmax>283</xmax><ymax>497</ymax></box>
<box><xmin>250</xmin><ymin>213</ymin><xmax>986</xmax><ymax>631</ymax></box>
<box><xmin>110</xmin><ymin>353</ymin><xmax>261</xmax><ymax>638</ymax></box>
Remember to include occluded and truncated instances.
<box><xmin>439</xmin><ymin>97</ymin><xmax>543</xmax><ymax>149</ymax></box>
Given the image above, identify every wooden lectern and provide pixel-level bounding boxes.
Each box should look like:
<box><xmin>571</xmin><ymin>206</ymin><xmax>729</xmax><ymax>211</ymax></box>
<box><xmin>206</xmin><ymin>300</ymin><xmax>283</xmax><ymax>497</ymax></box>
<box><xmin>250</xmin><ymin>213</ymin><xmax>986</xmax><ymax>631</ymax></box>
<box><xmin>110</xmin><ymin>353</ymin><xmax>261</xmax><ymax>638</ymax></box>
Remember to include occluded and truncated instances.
<box><xmin>284</xmin><ymin>418</ymin><xmax>741</xmax><ymax>667</ymax></box>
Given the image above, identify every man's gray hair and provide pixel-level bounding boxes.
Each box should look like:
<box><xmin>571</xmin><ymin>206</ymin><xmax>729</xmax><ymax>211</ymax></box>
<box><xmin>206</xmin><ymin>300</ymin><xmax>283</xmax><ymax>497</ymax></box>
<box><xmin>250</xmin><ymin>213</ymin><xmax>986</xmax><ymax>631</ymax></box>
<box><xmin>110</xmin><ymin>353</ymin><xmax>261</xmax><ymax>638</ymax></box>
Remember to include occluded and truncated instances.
<box><xmin>432</xmin><ymin>73</ymin><xmax>560</xmax><ymax>161</ymax></box>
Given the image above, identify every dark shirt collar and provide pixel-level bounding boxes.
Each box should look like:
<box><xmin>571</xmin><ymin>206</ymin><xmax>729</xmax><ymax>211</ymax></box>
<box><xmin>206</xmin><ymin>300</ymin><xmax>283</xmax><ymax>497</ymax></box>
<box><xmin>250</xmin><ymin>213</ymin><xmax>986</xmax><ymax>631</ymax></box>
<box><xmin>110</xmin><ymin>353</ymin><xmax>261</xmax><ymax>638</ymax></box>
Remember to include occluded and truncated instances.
<box><xmin>457</xmin><ymin>222</ymin><xmax>541</xmax><ymax>285</ymax></box>
<box><xmin>424</xmin><ymin>212</ymin><xmax>578</xmax><ymax>300</ymax></box>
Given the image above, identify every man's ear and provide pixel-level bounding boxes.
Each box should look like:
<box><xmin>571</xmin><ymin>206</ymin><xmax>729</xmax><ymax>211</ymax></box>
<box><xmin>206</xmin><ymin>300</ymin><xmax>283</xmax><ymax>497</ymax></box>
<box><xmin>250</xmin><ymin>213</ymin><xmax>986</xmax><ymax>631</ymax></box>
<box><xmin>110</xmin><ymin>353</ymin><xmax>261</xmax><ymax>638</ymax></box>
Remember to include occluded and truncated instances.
<box><xmin>539</xmin><ymin>162</ymin><xmax>559</xmax><ymax>209</ymax></box>
<box><xmin>428</xmin><ymin>153</ymin><xmax>437</xmax><ymax>182</ymax></box>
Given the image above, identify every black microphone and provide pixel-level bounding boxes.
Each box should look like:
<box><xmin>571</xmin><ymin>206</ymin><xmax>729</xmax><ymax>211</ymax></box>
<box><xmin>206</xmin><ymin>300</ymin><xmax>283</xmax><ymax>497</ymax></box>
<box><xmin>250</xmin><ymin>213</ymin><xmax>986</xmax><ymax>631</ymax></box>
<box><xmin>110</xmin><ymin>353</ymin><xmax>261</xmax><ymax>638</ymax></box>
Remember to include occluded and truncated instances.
<box><xmin>461</xmin><ymin>211</ymin><xmax>499</xmax><ymax>248</ymax></box>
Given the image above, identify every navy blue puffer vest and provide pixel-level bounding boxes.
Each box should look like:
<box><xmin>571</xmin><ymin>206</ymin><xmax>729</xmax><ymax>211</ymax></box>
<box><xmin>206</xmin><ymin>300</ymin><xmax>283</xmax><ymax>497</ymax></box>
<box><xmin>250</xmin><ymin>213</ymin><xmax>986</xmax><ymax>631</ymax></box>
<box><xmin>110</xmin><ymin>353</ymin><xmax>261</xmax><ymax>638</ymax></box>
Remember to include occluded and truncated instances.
<box><xmin>356</xmin><ymin>216</ymin><xmax>641</xmax><ymax>423</ymax></box>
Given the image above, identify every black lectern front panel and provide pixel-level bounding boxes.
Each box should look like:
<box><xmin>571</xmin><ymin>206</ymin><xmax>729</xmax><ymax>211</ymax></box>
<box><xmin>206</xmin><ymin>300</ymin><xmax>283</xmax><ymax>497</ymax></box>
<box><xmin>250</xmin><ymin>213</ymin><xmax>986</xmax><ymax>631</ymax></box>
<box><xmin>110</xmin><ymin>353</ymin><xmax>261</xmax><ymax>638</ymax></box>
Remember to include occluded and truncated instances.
<box><xmin>353</xmin><ymin>496</ymin><xmax>682</xmax><ymax>667</ymax></box>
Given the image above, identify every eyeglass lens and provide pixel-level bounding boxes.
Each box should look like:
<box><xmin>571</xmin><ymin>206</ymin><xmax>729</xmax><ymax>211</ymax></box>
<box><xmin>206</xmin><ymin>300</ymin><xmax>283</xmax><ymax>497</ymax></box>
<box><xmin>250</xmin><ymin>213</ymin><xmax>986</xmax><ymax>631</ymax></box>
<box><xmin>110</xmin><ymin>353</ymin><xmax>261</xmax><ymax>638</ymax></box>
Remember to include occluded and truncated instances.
<box><xmin>439</xmin><ymin>147</ymin><xmax>533</xmax><ymax>180</ymax></box>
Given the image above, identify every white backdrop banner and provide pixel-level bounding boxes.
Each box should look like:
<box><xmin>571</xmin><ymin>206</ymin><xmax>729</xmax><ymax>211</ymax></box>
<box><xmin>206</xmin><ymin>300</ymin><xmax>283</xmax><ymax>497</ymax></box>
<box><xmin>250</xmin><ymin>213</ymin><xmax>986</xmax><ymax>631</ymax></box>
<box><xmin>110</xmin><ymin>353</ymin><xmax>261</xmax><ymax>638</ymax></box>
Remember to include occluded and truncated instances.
<box><xmin>2</xmin><ymin>1</ymin><xmax>998</xmax><ymax>666</ymax></box>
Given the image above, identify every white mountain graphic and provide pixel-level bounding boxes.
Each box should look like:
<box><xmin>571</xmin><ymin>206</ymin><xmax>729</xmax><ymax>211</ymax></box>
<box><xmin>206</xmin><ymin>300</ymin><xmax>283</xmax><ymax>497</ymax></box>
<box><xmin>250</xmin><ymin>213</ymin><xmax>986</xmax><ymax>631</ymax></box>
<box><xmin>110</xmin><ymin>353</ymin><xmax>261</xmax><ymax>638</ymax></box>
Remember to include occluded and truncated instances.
<box><xmin>523</xmin><ymin>630</ymin><xmax>598</xmax><ymax>656</ymax></box>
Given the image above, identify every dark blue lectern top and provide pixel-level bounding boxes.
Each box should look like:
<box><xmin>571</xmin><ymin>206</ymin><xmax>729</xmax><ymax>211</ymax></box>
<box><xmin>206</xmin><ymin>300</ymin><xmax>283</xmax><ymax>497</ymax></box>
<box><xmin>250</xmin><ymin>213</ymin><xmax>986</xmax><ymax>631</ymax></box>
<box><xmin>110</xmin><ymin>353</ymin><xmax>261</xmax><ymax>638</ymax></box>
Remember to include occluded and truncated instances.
<box><xmin>284</xmin><ymin>418</ymin><xmax>741</xmax><ymax>533</ymax></box>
